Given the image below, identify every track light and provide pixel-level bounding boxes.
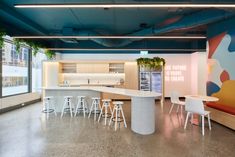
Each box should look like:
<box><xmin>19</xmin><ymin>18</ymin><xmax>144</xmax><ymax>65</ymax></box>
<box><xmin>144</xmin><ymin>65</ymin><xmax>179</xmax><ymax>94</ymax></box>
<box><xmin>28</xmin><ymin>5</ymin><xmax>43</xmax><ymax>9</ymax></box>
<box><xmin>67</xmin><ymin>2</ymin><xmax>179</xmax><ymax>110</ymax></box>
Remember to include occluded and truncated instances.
<box><xmin>14</xmin><ymin>3</ymin><xmax>235</xmax><ymax>8</ymax></box>
<box><xmin>46</xmin><ymin>48</ymin><xmax>205</xmax><ymax>52</ymax></box>
<box><xmin>13</xmin><ymin>35</ymin><xmax>206</xmax><ymax>39</ymax></box>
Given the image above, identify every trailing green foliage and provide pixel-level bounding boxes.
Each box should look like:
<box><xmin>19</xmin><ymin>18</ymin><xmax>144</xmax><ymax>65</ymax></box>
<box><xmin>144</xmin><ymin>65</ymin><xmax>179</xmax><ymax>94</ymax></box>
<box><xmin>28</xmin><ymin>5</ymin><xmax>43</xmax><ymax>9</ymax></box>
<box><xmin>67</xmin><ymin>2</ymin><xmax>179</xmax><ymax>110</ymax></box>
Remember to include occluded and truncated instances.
<box><xmin>0</xmin><ymin>29</ymin><xmax>6</xmax><ymax>48</ymax></box>
<box><xmin>27</xmin><ymin>41</ymin><xmax>41</xmax><ymax>56</ymax></box>
<box><xmin>13</xmin><ymin>38</ymin><xmax>22</xmax><ymax>53</ymax></box>
<box><xmin>13</xmin><ymin>38</ymin><xmax>55</xmax><ymax>59</ymax></box>
<box><xmin>0</xmin><ymin>29</ymin><xmax>55</xmax><ymax>59</ymax></box>
<box><xmin>136</xmin><ymin>57</ymin><xmax>165</xmax><ymax>70</ymax></box>
<box><xmin>45</xmin><ymin>49</ymin><xmax>55</xmax><ymax>59</ymax></box>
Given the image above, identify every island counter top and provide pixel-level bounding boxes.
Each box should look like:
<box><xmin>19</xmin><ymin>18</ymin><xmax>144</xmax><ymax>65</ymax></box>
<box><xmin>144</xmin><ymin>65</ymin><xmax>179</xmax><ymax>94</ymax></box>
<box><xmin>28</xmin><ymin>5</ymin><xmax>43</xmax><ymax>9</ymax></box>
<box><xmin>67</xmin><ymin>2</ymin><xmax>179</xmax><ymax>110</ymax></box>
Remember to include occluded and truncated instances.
<box><xmin>43</xmin><ymin>86</ymin><xmax>161</xmax><ymax>98</ymax></box>
<box><xmin>43</xmin><ymin>86</ymin><xmax>161</xmax><ymax>135</ymax></box>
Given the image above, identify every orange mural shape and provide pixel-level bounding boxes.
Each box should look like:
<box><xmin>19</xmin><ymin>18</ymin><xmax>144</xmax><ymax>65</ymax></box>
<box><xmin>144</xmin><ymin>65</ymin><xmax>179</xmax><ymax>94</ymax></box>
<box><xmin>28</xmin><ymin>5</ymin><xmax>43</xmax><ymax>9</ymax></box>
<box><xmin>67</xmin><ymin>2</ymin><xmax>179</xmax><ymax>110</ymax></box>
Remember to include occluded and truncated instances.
<box><xmin>208</xmin><ymin>32</ymin><xmax>226</xmax><ymax>59</ymax></box>
<box><xmin>220</xmin><ymin>70</ymin><xmax>230</xmax><ymax>82</ymax></box>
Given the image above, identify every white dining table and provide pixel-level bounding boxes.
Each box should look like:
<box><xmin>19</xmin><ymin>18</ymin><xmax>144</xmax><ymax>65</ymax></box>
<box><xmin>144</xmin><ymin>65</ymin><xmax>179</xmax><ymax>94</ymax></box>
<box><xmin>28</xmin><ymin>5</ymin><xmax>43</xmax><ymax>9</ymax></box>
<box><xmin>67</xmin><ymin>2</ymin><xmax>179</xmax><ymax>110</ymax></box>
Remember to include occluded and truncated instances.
<box><xmin>184</xmin><ymin>95</ymin><xmax>219</xmax><ymax>102</ymax></box>
<box><xmin>184</xmin><ymin>95</ymin><xmax>219</xmax><ymax>125</ymax></box>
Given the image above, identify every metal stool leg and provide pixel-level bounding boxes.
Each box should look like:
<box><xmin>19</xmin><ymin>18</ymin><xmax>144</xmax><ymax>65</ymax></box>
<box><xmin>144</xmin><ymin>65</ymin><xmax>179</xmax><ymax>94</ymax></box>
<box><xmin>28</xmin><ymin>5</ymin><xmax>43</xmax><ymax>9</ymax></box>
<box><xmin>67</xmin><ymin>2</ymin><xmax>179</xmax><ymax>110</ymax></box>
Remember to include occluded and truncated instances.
<box><xmin>88</xmin><ymin>101</ymin><xmax>94</xmax><ymax>118</ymax></box>
<box><xmin>69</xmin><ymin>99</ymin><xmax>73</xmax><ymax>117</ymax></box>
<box><xmin>98</xmin><ymin>104</ymin><xmax>104</xmax><ymax>122</ymax></box>
<box><xmin>120</xmin><ymin>106</ymin><xmax>127</xmax><ymax>128</ymax></box>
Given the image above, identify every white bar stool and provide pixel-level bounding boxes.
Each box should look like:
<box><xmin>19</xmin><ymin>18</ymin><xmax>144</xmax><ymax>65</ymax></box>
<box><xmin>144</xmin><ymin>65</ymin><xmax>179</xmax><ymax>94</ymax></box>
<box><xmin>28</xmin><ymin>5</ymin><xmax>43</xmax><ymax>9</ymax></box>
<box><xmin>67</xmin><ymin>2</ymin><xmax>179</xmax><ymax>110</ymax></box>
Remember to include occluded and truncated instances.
<box><xmin>61</xmin><ymin>96</ymin><xmax>74</xmax><ymax>117</ymax></box>
<box><xmin>42</xmin><ymin>96</ymin><xmax>57</xmax><ymax>119</ymax></box>
<box><xmin>88</xmin><ymin>97</ymin><xmax>101</xmax><ymax>121</ymax></box>
<box><xmin>74</xmin><ymin>96</ymin><xmax>88</xmax><ymax>117</ymax></box>
<box><xmin>98</xmin><ymin>99</ymin><xmax>112</xmax><ymax>125</ymax></box>
<box><xmin>109</xmin><ymin>101</ymin><xmax>127</xmax><ymax>131</ymax></box>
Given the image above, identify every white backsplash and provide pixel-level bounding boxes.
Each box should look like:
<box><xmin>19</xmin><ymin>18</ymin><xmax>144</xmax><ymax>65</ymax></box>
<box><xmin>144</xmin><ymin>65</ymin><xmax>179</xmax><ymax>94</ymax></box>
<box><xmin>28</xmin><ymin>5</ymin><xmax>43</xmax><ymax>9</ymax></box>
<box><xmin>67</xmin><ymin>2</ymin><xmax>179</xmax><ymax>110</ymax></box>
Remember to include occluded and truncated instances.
<box><xmin>61</xmin><ymin>73</ymin><xmax>125</xmax><ymax>85</ymax></box>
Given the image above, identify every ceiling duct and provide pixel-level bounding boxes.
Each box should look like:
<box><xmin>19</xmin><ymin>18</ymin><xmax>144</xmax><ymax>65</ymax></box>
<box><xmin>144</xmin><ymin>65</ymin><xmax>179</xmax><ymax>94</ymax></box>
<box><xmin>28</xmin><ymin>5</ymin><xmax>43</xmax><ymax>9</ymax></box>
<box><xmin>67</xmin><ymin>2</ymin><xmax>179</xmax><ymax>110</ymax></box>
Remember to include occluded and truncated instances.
<box><xmin>61</xmin><ymin>9</ymin><xmax>233</xmax><ymax>47</ymax></box>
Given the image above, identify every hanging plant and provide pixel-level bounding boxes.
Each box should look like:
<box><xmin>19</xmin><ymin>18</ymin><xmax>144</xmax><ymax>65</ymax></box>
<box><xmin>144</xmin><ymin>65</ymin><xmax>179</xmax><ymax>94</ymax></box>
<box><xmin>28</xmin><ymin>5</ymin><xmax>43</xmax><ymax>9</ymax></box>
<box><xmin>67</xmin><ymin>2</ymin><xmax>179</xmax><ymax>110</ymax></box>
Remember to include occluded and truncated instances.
<box><xmin>0</xmin><ymin>29</ymin><xmax>6</xmax><ymax>48</ymax></box>
<box><xmin>45</xmin><ymin>49</ymin><xmax>55</xmax><ymax>59</ymax></box>
<box><xmin>27</xmin><ymin>41</ymin><xmax>40</xmax><ymax>56</ymax></box>
<box><xmin>136</xmin><ymin>57</ymin><xmax>166</xmax><ymax>71</ymax></box>
<box><xmin>13</xmin><ymin>38</ymin><xmax>22</xmax><ymax>54</ymax></box>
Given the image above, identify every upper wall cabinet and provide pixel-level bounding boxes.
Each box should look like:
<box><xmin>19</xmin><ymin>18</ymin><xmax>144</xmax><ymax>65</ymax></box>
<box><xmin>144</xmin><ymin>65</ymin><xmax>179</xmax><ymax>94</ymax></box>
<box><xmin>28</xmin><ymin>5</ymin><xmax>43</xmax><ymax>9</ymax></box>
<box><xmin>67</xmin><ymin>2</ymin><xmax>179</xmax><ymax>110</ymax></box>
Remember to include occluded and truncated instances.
<box><xmin>109</xmin><ymin>63</ymin><xmax>124</xmax><ymax>73</ymax></box>
<box><xmin>59</xmin><ymin>62</ymin><xmax>125</xmax><ymax>74</ymax></box>
<box><xmin>60</xmin><ymin>63</ymin><xmax>76</xmax><ymax>73</ymax></box>
<box><xmin>76</xmin><ymin>63</ymin><xmax>109</xmax><ymax>73</ymax></box>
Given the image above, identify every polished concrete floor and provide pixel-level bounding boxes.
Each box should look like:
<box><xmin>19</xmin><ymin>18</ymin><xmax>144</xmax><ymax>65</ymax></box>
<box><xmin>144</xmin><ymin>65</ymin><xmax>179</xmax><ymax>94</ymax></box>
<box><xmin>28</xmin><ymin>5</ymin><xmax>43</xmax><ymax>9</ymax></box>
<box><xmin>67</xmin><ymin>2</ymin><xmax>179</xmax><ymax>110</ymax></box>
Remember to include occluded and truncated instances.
<box><xmin>0</xmin><ymin>100</ymin><xmax>234</xmax><ymax>157</ymax></box>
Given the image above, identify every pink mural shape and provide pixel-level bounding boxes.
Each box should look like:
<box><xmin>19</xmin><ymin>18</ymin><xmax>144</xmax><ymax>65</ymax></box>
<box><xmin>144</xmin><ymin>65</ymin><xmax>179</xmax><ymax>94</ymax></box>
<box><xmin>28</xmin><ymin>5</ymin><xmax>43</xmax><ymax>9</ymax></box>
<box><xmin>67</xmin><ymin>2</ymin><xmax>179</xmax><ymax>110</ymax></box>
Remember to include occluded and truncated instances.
<box><xmin>157</xmin><ymin>16</ymin><xmax>182</xmax><ymax>28</ymax></box>
<box><xmin>208</xmin><ymin>32</ymin><xmax>226</xmax><ymax>59</ymax></box>
<box><xmin>220</xmin><ymin>70</ymin><xmax>230</xmax><ymax>82</ymax></box>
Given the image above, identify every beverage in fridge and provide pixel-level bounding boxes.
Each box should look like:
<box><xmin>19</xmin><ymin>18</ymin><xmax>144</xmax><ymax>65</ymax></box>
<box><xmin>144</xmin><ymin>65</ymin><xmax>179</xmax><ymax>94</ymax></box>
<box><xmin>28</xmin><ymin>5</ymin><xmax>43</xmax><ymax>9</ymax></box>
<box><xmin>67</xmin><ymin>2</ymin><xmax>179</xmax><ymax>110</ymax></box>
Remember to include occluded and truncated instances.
<box><xmin>139</xmin><ymin>71</ymin><xmax>162</xmax><ymax>93</ymax></box>
<box><xmin>139</xmin><ymin>72</ymin><xmax>151</xmax><ymax>91</ymax></box>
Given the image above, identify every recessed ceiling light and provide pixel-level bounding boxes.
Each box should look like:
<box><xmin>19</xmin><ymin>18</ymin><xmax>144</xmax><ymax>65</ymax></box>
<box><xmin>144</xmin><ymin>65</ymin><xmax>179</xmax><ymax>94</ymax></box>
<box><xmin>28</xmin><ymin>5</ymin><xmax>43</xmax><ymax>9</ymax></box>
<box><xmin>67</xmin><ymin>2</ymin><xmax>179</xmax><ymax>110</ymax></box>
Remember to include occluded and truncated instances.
<box><xmin>14</xmin><ymin>3</ymin><xmax>235</xmax><ymax>8</ymax></box>
<box><xmin>13</xmin><ymin>35</ymin><xmax>206</xmax><ymax>39</ymax></box>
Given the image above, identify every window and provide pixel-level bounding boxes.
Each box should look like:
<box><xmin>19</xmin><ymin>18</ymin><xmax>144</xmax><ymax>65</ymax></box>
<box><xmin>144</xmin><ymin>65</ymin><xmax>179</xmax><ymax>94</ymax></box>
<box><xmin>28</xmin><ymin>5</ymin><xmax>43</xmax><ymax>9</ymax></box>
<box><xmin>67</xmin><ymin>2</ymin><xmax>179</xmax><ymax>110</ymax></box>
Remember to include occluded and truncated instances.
<box><xmin>2</xmin><ymin>38</ymin><xmax>30</xmax><ymax>96</ymax></box>
<box><xmin>32</xmin><ymin>50</ymin><xmax>47</xmax><ymax>93</ymax></box>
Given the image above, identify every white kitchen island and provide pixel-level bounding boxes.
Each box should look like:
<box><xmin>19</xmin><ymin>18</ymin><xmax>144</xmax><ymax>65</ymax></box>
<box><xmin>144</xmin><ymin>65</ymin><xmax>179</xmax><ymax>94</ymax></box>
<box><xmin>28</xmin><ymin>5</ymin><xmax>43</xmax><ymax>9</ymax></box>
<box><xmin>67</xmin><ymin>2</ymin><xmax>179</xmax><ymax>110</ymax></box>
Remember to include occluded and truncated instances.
<box><xmin>43</xmin><ymin>86</ymin><xmax>161</xmax><ymax>135</ymax></box>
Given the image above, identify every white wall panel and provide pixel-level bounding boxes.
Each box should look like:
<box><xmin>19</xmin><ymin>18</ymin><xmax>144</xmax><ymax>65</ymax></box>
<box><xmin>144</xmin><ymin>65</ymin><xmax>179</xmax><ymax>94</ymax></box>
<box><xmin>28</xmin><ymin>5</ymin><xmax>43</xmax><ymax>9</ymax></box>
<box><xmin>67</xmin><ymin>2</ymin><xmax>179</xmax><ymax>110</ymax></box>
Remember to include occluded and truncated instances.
<box><xmin>57</xmin><ymin>53</ymin><xmax>207</xmax><ymax>97</ymax></box>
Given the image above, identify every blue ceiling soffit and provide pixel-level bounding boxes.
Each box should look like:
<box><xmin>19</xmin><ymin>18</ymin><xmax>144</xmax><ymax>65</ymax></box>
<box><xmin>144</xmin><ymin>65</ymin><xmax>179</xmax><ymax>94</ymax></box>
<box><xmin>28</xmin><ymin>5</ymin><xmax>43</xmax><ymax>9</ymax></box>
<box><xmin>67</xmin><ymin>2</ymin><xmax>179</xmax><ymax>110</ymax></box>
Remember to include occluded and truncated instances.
<box><xmin>60</xmin><ymin>9</ymin><xmax>233</xmax><ymax>47</ymax></box>
<box><xmin>0</xmin><ymin>1</ymin><xmax>234</xmax><ymax>53</ymax></box>
<box><xmin>0</xmin><ymin>2</ymin><xmax>48</xmax><ymax>35</ymax></box>
<box><xmin>59</xmin><ymin>39</ymin><xmax>206</xmax><ymax>53</ymax></box>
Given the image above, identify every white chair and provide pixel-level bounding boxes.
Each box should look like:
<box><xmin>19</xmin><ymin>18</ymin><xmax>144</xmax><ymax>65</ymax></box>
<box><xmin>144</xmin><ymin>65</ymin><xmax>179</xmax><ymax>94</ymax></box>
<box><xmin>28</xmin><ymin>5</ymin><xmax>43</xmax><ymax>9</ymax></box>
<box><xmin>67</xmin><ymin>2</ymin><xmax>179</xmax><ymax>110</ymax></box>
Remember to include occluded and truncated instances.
<box><xmin>88</xmin><ymin>97</ymin><xmax>101</xmax><ymax>121</ymax></box>
<box><xmin>184</xmin><ymin>98</ymin><xmax>211</xmax><ymax>136</ymax></box>
<box><xmin>98</xmin><ymin>99</ymin><xmax>112</xmax><ymax>125</ymax></box>
<box><xmin>109</xmin><ymin>101</ymin><xmax>127</xmax><ymax>131</ymax></box>
<box><xmin>61</xmin><ymin>96</ymin><xmax>74</xmax><ymax>117</ymax></box>
<box><xmin>169</xmin><ymin>91</ymin><xmax>185</xmax><ymax>115</ymax></box>
<box><xmin>42</xmin><ymin>96</ymin><xmax>57</xmax><ymax>119</ymax></box>
<box><xmin>74</xmin><ymin>96</ymin><xmax>88</xmax><ymax>117</ymax></box>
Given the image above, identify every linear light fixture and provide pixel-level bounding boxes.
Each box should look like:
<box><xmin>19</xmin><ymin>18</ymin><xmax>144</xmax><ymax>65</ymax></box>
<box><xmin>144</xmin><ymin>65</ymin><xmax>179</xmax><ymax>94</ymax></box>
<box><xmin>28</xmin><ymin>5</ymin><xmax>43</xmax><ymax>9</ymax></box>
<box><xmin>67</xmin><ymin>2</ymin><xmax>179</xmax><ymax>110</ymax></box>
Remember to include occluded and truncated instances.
<box><xmin>46</xmin><ymin>48</ymin><xmax>205</xmax><ymax>52</ymax></box>
<box><xmin>13</xmin><ymin>35</ymin><xmax>206</xmax><ymax>39</ymax></box>
<box><xmin>14</xmin><ymin>3</ymin><xmax>235</xmax><ymax>8</ymax></box>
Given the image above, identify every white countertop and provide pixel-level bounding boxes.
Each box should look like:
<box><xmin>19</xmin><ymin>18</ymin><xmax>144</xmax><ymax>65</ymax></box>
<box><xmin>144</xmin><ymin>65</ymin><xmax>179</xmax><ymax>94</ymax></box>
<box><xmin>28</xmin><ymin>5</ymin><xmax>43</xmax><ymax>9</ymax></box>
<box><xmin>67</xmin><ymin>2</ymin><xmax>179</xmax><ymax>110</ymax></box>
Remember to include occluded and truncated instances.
<box><xmin>59</xmin><ymin>83</ymin><xmax>121</xmax><ymax>87</ymax></box>
<box><xmin>43</xmin><ymin>86</ymin><xmax>161</xmax><ymax>98</ymax></box>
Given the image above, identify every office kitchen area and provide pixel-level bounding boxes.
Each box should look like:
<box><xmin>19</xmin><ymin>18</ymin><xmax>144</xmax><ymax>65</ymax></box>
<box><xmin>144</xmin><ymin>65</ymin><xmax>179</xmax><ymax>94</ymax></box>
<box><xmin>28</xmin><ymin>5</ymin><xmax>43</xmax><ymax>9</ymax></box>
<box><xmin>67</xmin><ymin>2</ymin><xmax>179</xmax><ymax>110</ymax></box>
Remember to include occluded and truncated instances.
<box><xmin>0</xmin><ymin>1</ymin><xmax>235</xmax><ymax>157</ymax></box>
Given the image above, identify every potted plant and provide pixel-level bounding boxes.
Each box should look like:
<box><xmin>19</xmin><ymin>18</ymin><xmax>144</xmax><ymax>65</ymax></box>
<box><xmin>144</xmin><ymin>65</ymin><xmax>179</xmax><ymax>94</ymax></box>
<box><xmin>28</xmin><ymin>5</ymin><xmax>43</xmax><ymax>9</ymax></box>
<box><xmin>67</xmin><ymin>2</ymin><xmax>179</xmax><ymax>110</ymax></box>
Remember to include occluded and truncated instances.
<box><xmin>137</xmin><ymin>58</ymin><xmax>151</xmax><ymax>71</ymax></box>
<box><xmin>136</xmin><ymin>57</ymin><xmax>165</xmax><ymax>71</ymax></box>
<box><xmin>152</xmin><ymin>57</ymin><xmax>165</xmax><ymax>71</ymax></box>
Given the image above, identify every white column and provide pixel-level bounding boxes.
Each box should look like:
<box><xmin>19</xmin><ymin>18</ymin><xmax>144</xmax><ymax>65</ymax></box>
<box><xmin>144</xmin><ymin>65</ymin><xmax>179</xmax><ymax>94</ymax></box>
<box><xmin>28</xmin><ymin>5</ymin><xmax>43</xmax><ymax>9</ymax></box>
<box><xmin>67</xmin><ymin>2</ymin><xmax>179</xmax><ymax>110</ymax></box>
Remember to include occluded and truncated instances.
<box><xmin>131</xmin><ymin>97</ymin><xmax>155</xmax><ymax>135</ymax></box>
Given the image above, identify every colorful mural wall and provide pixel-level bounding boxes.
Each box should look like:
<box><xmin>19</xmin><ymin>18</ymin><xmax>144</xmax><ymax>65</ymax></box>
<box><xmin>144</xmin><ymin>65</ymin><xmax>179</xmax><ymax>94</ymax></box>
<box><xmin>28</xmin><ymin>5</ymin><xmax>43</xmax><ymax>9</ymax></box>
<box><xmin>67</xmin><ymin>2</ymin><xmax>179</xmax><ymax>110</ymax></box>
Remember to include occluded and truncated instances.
<box><xmin>207</xmin><ymin>30</ymin><xmax>235</xmax><ymax>96</ymax></box>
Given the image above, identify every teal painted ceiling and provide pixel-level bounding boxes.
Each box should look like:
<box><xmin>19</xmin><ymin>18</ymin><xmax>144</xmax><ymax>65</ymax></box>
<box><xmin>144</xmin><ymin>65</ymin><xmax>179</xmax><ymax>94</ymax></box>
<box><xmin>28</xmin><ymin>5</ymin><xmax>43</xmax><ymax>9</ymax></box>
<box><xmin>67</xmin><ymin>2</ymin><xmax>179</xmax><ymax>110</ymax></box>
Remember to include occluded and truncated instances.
<box><xmin>1</xmin><ymin>0</ymin><xmax>235</xmax><ymax>53</ymax></box>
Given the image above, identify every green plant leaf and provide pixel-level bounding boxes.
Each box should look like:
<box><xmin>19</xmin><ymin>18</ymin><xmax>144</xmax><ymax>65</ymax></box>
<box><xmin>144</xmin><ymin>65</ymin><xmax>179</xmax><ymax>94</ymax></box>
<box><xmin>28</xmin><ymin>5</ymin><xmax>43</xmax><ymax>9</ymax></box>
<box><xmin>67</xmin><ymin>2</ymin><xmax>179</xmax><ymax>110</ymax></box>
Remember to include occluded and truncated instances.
<box><xmin>0</xmin><ymin>29</ymin><xmax>6</xmax><ymax>48</ymax></box>
<box><xmin>137</xmin><ymin>57</ymin><xmax>166</xmax><ymax>70</ymax></box>
<box><xmin>13</xmin><ymin>38</ymin><xmax>21</xmax><ymax>54</ymax></box>
<box><xmin>45</xmin><ymin>49</ymin><xmax>55</xmax><ymax>59</ymax></box>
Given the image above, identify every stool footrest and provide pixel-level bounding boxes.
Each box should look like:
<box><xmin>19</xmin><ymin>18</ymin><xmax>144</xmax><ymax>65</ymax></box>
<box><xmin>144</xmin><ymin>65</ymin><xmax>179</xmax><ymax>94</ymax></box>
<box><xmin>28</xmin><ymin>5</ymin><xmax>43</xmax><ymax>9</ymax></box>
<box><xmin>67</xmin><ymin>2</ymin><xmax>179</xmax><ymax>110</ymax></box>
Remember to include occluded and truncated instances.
<box><xmin>64</xmin><ymin>108</ymin><xmax>74</xmax><ymax>113</ymax></box>
<box><xmin>42</xmin><ymin>109</ymin><xmax>54</xmax><ymax>113</ymax></box>
<box><xmin>91</xmin><ymin>110</ymin><xmax>101</xmax><ymax>114</ymax></box>
<box><xmin>101</xmin><ymin>113</ymin><xmax>111</xmax><ymax>118</ymax></box>
<box><xmin>112</xmin><ymin>117</ymin><xmax>124</xmax><ymax>122</ymax></box>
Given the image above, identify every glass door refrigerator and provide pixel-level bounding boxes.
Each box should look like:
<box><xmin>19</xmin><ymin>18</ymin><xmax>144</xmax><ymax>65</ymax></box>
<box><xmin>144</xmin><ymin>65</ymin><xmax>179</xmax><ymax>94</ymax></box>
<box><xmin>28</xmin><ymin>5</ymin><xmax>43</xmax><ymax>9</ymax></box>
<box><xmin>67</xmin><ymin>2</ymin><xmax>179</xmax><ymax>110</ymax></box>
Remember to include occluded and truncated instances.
<box><xmin>151</xmin><ymin>72</ymin><xmax>162</xmax><ymax>93</ymax></box>
<box><xmin>139</xmin><ymin>71</ymin><xmax>162</xmax><ymax>93</ymax></box>
<box><xmin>139</xmin><ymin>72</ymin><xmax>151</xmax><ymax>91</ymax></box>
<box><xmin>139</xmin><ymin>70</ymin><xmax>163</xmax><ymax>104</ymax></box>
